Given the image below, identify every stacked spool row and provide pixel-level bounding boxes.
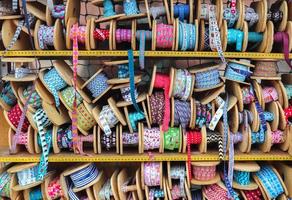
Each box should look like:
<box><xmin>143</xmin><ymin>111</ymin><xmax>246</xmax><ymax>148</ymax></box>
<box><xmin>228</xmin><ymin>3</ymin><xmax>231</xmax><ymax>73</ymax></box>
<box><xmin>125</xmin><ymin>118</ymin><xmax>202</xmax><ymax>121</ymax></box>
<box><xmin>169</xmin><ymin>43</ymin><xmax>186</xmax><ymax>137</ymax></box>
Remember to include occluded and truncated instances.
<box><xmin>0</xmin><ymin>58</ymin><xmax>291</xmax><ymax>156</ymax></box>
<box><xmin>0</xmin><ymin>0</ymin><xmax>292</xmax><ymax>53</ymax></box>
<box><xmin>0</xmin><ymin>161</ymin><xmax>292</xmax><ymax>200</ymax></box>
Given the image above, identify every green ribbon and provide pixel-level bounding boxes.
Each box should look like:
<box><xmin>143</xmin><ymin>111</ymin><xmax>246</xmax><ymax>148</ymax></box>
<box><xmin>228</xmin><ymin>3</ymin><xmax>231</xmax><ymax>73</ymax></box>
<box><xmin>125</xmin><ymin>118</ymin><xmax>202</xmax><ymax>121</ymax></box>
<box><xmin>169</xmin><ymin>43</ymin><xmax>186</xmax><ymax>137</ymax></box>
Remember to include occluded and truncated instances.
<box><xmin>164</xmin><ymin>127</ymin><xmax>181</xmax><ymax>150</ymax></box>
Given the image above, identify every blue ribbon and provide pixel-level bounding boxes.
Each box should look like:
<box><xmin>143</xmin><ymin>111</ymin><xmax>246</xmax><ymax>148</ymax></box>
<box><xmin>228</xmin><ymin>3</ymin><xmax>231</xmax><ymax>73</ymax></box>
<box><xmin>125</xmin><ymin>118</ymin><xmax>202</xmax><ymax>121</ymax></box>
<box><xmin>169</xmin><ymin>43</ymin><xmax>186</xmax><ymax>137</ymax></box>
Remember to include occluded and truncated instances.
<box><xmin>128</xmin><ymin>50</ymin><xmax>144</xmax><ymax>115</ymax></box>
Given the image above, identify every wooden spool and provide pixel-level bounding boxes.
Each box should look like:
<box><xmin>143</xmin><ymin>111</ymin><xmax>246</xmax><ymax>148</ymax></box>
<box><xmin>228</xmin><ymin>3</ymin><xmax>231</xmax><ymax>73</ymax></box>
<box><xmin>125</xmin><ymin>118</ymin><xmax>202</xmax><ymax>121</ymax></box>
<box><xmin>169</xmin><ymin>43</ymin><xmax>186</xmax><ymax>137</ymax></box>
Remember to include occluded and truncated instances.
<box><xmin>220</xmin><ymin>0</ymin><xmax>243</xmax><ymax>29</ymax></box>
<box><xmin>141</xmin><ymin>162</ymin><xmax>163</xmax><ymax>190</ymax></box>
<box><xmin>165</xmin><ymin>176</ymin><xmax>191</xmax><ymax>200</ymax></box>
<box><xmin>140</xmin><ymin>123</ymin><xmax>163</xmax><ymax>154</ymax></box>
<box><xmin>97</xmin><ymin>125</ymin><xmax>119</xmax><ymax>154</ymax></box>
<box><xmin>233</xmin><ymin>162</ymin><xmax>260</xmax><ymax>190</ymax></box>
<box><xmin>167</xmin><ymin>161</ymin><xmax>190</xmax><ymax>190</ymax></box>
<box><xmin>42</xmin><ymin>101</ymin><xmax>70</xmax><ymax>126</ymax></box>
<box><xmin>78</xmin><ymin>68</ymin><xmax>112</xmax><ymax>104</ymax></box>
<box><xmin>119</xmin><ymin>123</ymin><xmax>141</xmax><ymax>154</ymax></box>
<box><xmin>116</xmin><ymin>93</ymin><xmax>151</xmax><ymax>133</ymax></box>
<box><xmin>151</xmin><ymin>20</ymin><xmax>176</xmax><ymax>51</ymax></box>
<box><xmin>93</xmin><ymin>169</ymin><xmax>120</xmax><ymax>200</ymax></box>
<box><xmin>117</xmin><ymin>168</ymin><xmax>144</xmax><ymax>200</ymax></box>
<box><xmin>34</xmin><ymin>19</ymin><xmax>66</xmax><ymax>50</ymax></box>
<box><xmin>8</xmin><ymin>125</ymin><xmax>35</xmax><ymax>154</ymax></box>
<box><xmin>92</xmin><ymin>97</ymin><xmax>127</xmax><ymax>134</ymax></box>
<box><xmin>253</xmin><ymin>166</ymin><xmax>288</xmax><ymax>200</ymax></box>
<box><xmin>250</xmin><ymin>0</ymin><xmax>267</xmax><ymax>33</ymax></box>
<box><xmin>195</xmin><ymin>0</ymin><xmax>223</xmax><ymax>27</ymax></box>
<box><xmin>189</xmin><ymin>62</ymin><xmax>223</xmax><ymax>92</ymax></box>
<box><xmin>170</xmin><ymin>0</ymin><xmax>193</xmax><ymax>23</ymax></box>
<box><xmin>8</xmin><ymin>163</ymin><xmax>46</xmax><ymax>191</ymax></box>
<box><xmin>90</xmin><ymin>18</ymin><xmax>114</xmax><ymax>50</ymax></box>
<box><xmin>190</xmin><ymin>161</ymin><xmax>221</xmax><ymax>185</ymax></box>
<box><xmin>66</xmin><ymin>17</ymin><xmax>91</xmax><ymax>50</ymax></box>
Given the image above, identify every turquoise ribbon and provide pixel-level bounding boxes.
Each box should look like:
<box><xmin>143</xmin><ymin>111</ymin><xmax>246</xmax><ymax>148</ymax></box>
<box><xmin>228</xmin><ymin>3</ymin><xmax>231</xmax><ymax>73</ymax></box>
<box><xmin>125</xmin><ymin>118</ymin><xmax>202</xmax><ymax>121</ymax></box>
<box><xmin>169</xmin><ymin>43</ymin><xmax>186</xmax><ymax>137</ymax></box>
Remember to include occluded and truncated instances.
<box><xmin>227</xmin><ymin>29</ymin><xmax>244</xmax><ymax>51</ymax></box>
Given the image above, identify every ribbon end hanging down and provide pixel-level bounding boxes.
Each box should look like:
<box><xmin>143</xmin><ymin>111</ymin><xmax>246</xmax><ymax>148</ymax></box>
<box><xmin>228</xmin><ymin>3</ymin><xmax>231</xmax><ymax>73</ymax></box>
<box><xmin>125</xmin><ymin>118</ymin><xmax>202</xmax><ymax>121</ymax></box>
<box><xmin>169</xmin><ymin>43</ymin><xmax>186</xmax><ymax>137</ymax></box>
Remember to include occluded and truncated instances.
<box><xmin>128</xmin><ymin>49</ymin><xmax>144</xmax><ymax>115</ymax></box>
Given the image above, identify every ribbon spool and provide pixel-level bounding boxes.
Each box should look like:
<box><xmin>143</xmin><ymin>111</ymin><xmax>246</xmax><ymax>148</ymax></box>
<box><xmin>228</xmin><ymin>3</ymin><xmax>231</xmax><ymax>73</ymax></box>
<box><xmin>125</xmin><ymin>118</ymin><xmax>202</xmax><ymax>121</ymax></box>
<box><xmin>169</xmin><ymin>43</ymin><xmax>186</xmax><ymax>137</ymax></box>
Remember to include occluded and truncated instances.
<box><xmin>7</xmin><ymin>163</ymin><xmax>45</xmax><ymax>191</ymax></box>
<box><xmin>38</xmin><ymin>65</ymin><xmax>71</xmax><ymax>107</ymax></box>
<box><xmin>70</xmin><ymin>102</ymin><xmax>96</xmax><ymax>135</ymax></box>
<box><xmin>89</xmin><ymin>18</ymin><xmax>113</xmax><ymax>50</ymax></box>
<box><xmin>42</xmin><ymin>100</ymin><xmax>70</xmax><ymax>127</ymax></box>
<box><xmin>253</xmin><ymin>165</ymin><xmax>288</xmax><ymax>200</ymax></box>
<box><xmin>75</xmin><ymin>127</ymin><xmax>97</xmax><ymax>155</ymax></box>
<box><xmin>244</xmin><ymin>21</ymin><xmax>271</xmax><ymax>53</ymax></box>
<box><xmin>173</xmin><ymin>18</ymin><xmax>198</xmax><ymax>51</ymax></box>
<box><xmin>0</xmin><ymin>82</ymin><xmax>17</xmax><ymax>111</ymax></box>
<box><xmin>267</xmin><ymin>0</ymin><xmax>288</xmax><ymax>32</ymax></box>
<box><xmin>0</xmin><ymin>0</ymin><xmax>21</xmax><ymax>19</ymax></box>
<box><xmin>18</xmin><ymin>85</ymin><xmax>42</xmax><ymax>113</ymax></box>
<box><xmin>118</xmin><ymin>98</ymin><xmax>150</xmax><ymax>133</ymax></box>
<box><xmin>192</xmin><ymin>101</ymin><xmax>213</xmax><ymax>129</ymax></box>
<box><xmin>166</xmin><ymin>162</ymin><xmax>189</xmax><ymax>193</ymax></box>
<box><xmin>8</xmin><ymin>125</ymin><xmax>35</xmax><ymax>154</ymax></box>
<box><xmin>147</xmin><ymin>91</ymin><xmax>166</xmax><ymax>128</ymax></box>
<box><xmin>79</xmin><ymin>69</ymin><xmax>112</xmax><ymax>104</ymax></box>
<box><xmin>1</xmin><ymin>19</ymin><xmax>33</xmax><ymax>51</ymax></box>
<box><xmin>61</xmin><ymin>163</ymin><xmax>100</xmax><ymax>200</ymax></box>
<box><xmin>170</xmin><ymin>0</ymin><xmax>193</xmax><ymax>23</ymax></box>
<box><xmin>241</xmin><ymin>188</ymin><xmax>263</xmax><ymax>200</ymax></box>
<box><xmin>222</xmin><ymin>0</ymin><xmax>243</xmax><ymax>29</ymax></box>
<box><xmin>190</xmin><ymin>63</ymin><xmax>223</xmax><ymax>92</ymax></box>
<box><xmin>141</xmin><ymin>162</ymin><xmax>163</xmax><ymax>189</ymax></box>
<box><xmin>190</xmin><ymin>161</ymin><xmax>220</xmax><ymax>185</ymax></box>
<box><xmin>165</xmin><ymin>177</ymin><xmax>189</xmax><ymax>200</ymax></box>
<box><xmin>45</xmin><ymin>0</ymin><xmax>80</xmax><ymax>26</ymax></box>
<box><xmin>224</xmin><ymin>59</ymin><xmax>254</xmax><ymax>84</ymax></box>
<box><xmin>140</xmin><ymin>124</ymin><xmax>163</xmax><ymax>153</ymax></box>
<box><xmin>202</xmin><ymin>182</ymin><xmax>229</xmax><ymax>200</ymax></box>
<box><xmin>195</xmin><ymin>0</ymin><xmax>222</xmax><ymax>27</ymax></box>
<box><xmin>99</xmin><ymin>126</ymin><xmax>118</xmax><ymax>153</ymax></box>
<box><xmin>119</xmin><ymin>124</ymin><xmax>141</xmax><ymax>154</ymax></box>
<box><xmin>34</xmin><ymin>19</ymin><xmax>65</xmax><ymax>50</ymax></box>
<box><xmin>59</xmin><ymin>86</ymin><xmax>83</xmax><ymax>112</ymax></box>
<box><xmin>259</xmin><ymin>123</ymin><xmax>290</xmax><ymax>153</ymax></box>
<box><xmin>92</xmin><ymin>169</ymin><xmax>120</xmax><ymax>200</ymax></box>
<box><xmin>92</xmin><ymin>97</ymin><xmax>127</xmax><ymax>136</ymax></box>
<box><xmin>169</xmin><ymin>68</ymin><xmax>194</xmax><ymax>101</ymax></box>
<box><xmin>272</xmin><ymin>23</ymin><xmax>292</xmax><ymax>69</ymax></box>
<box><xmin>148</xmin><ymin>65</ymin><xmax>171</xmax><ymax>131</ymax></box>
<box><xmin>51</xmin><ymin>125</ymin><xmax>74</xmax><ymax>154</ymax></box>
<box><xmin>23</xmin><ymin>186</ymin><xmax>43</xmax><ymax>200</ymax></box>
<box><xmin>248</xmin><ymin>0</ymin><xmax>267</xmax><ymax>33</ymax></box>
<box><xmin>170</xmin><ymin>98</ymin><xmax>193</xmax><ymax>129</ymax></box>
<box><xmin>42</xmin><ymin>173</ymin><xmax>65</xmax><ymax>200</ymax></box>
<box><xmin>0</xmin><ymin>164</ymin><xmax>19</xmax><ymax>199</ymax></box>
<box><xmin>117</xmin><ymin>168</ymin><xmax>144</xmax><ymax>200</ymax></box>
<box><xmin>163</xmin><ymin>126</ymin><xmax>183</xmax><ymax>152</ymax></box>
<box><xmin>232</xmin><ymin>162</ymin><xmax>260</xmax><ymax>190</ymax></box>
<box><xmin>151</xmin><ymin>20</ymin><xmax>175</xmax><ymax>50</ymax></box>
<box><xmin>198</xmin><ymin>20</ymin><xmax>211</xmax><ymax>51</ymax></box>
<box><xmin>66</xmin><ymin>17</ymin><xmax>91</xmax><ymax>50</ymax></box>
<box><xmin>220</xmin><ymin>19</ymin><xmax>248</xmax><ymax>52</ymax></box>
<box><xmin>34</xmin><ymin>128</ymin><xmax>53</xmax><ymax>154</ymax></box>
<box><xmin>4</xmin><ymin>103</ymin><xmax>30</xmax><ymax>132</ymax></box>
<box><xmin>93</xmin><ymin>0</ymin><xmax>126</xmax><ymax>23</ymax></box>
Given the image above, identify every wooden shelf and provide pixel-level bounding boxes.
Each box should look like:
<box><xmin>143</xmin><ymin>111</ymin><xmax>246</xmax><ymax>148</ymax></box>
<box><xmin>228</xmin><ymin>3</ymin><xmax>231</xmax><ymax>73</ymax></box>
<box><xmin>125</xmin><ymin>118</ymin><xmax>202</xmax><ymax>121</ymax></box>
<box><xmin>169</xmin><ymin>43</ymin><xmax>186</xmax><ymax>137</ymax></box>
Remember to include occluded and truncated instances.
<box><xmin>1</xmin><ymin>51</ymin><xmax>292</xmax><ymax>59</ymax></box>
<box><xmin>1</xmin><ymin>149</ymin><xmax>291</xmax><ymax>162</ymax></box>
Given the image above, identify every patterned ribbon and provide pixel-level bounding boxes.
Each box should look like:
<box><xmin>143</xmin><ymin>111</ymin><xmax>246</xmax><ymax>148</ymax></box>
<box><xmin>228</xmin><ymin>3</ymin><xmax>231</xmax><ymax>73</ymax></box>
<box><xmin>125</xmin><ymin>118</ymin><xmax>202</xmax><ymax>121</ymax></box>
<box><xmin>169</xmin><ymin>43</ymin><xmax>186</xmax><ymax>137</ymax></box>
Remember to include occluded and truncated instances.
<box><xmin>71</xmin><ymin>23</ymin><xmax>79</xmax><ymax>154</ymax></box>
<box><xmin>245</xmin><ymin>7</ymin><xmax>259</xmax><ymax>27</ymax></box>
<box><xmin>156</xmin><ymin>23</ymin><xmax>174</xmax><ymax>49</ymax></box>
<box><xmin>103</xmin><ymin>0</ymin><xmax>116</xmax><ymax>17</ymax></box>
<box><xmin>174</xmin><ymin>4</ymin><xmax>190</xmax><ymax>21</ymax></box>
<box><xmin>262</xmin><ymin>87</ymin><xmax>279</xmax><ymax>103</ymax></box>
<box><xmin>60</xmin><ymin>87</ymin><xmax>83</xmax><ymax>110</ymax></box>
<box><xmin>143</xmin><ymin>162</ymin><xmax>161</xmax><ymax>186</ymax></box>
<box><xmin>102</xmin><ymin>131</ymin><xmax>116</xmax><ymax>150</ymax></box>
<box><xmin>233</xmin><ymin>170</ymin><xmax>251</xmax><ymax>185</ymax></box>
<box><xmin>29</xmin><ymin>187</ymin><xmax>42</xmax><ymax>200</ymax></box>
<box><xmin>99</xmin><ymin>179</ymin><xmax>112</xmax><ymax>200</ymax></box>
<box><xmin>203</xmin><ymin>184</ymin><xmax>228</xmax><ymax>200</ymax></box>
<box><xmin>178</xmin><ymin>21</ymin><xmax>196</xmax><ymax>51</ymax></box>
<box><xmin>57</xmin><ymin>126</ymin><xmax>74</xmax><ymax>151</ymax></box>
<box><xmin>123</xmin><ymin>0</ymin><xmax>139</xmax><ymax>15</ymax></box>
<box><xmin>224</xmin><ymin>61</ymin><xmax>252</xmax><ymax>82</ymax></box>
<box><xmin>33</xmin><ymin>108</ymin><xmax>52</xmax><ymax>181</ymax></box>
<box><xmin>0</xmin><ymin>171</ymin><xmax>11</xmax><ymax>198</ymax></box>
<box><xmin>255</xmin><ymin>165</ymin><xmax>284</xmax><ymax>199</ymax></box>
<box><xmin>223</xmin><ymin>7</ymin><xmax>239</xmax><ymax>28</ymax></box>
<box><xmin>128</xmin><ymin>50</ymin><xmax>144</xmax><ymax>114</ymax></box>
<box><xmin>16</xmin><ymin>165</ymin><xmax>39</xmax><ymax>186</ymax></box>
<box><xmin>206</xmin><ymin>132</ymin><xmax>223</xmax><ymax>159</ymax></box>
<box><xmin>143</xmin><ymin>127</ymin><xmax>161</xmax><ymax>150</ymax></box>
<box><xmin>129</xmin><ymin>112</ymin><xmax>145</xmax><ymax>132</ymax></box>
<box><xmin>77</xmin><ymin>103</ymin><xmax>96</xmax><ymax>132</ymax></box>
<box><xmin>173</xmin><ymin>69</ymin><xmax>193</xmax><ymax>100</ymax></box>
<box><xmin>47</xmin><ymin>177</ymin><xmax>64</xmax><ymax>199</ymax></box>
<box><xmin>187</xmin><ymin>131</ymin><xmax>202</xmax><ymax>180</ymax></box>
<box><xmin>0</xmin><ymin>82</ymin><xmax>17</xmax><ymax>107</ymax></box>
<box><xmin>164</xmin><ymin>127</ymin><xmax>180</xmax><ymax>150</ymax></box>
<box><xmin>22</xmin><ymin>85</ymin><xmax>42</xmax><ymax>110</ymax></box>
<box><xmin>43</xmin><ymin>68</ymin><xmax>67</xmax><ymax>107</ymax></box>
<box><xmin>149</xmin><ymin>91</ymin><xmax>165</xmax><ymax>125</ymax></box>
<box><xmin>8</xmin><ymin>104</ymin><xmax>30</xmax><ymax>132</ymax></box>
<box><xmin>243</xmin><ymin>188</ymin><xmax>262</xmax><ymax>200</ymax></box>
<box><xmin>173</xmin><ymin>100</ymin><xmax>191</xmax><ymax>129</ymax></box>
<box><xmin>0</xmin><ymin>0</ymin><xmax>17</xmax><ymax>16</ymax></box>
<box><xmin>195</xmin><ymin>69</ymin><xmax>220</xmax><ymax>89</ymax></box>
<box><xmin>67</xmin><ymin>163</ymin><xmax>99</xmax><ymax>200</ymax></box>
<box><xmin>195</xmin><ymin>102</ymin><xmax>212</xmax><ymax>128</ymax></box>
<box><xmin>99</xmin><ymin>105</ymin><xmax>119</xmax><ymax>136</ymax></box>
<box><xmin>192</xmin><ymin>165</ymin><xmax>216</xmax><ymax>181</ymax></box>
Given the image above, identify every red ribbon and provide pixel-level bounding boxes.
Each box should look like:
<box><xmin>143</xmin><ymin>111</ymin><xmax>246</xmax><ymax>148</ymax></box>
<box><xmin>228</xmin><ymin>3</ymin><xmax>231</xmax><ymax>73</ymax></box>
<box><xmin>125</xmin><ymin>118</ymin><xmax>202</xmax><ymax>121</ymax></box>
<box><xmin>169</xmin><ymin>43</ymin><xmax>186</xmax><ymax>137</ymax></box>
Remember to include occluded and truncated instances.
<box><xmin>274</xmin><ymin>32</ymin><xmax>292</xmax><ymax>69</ymax></box>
